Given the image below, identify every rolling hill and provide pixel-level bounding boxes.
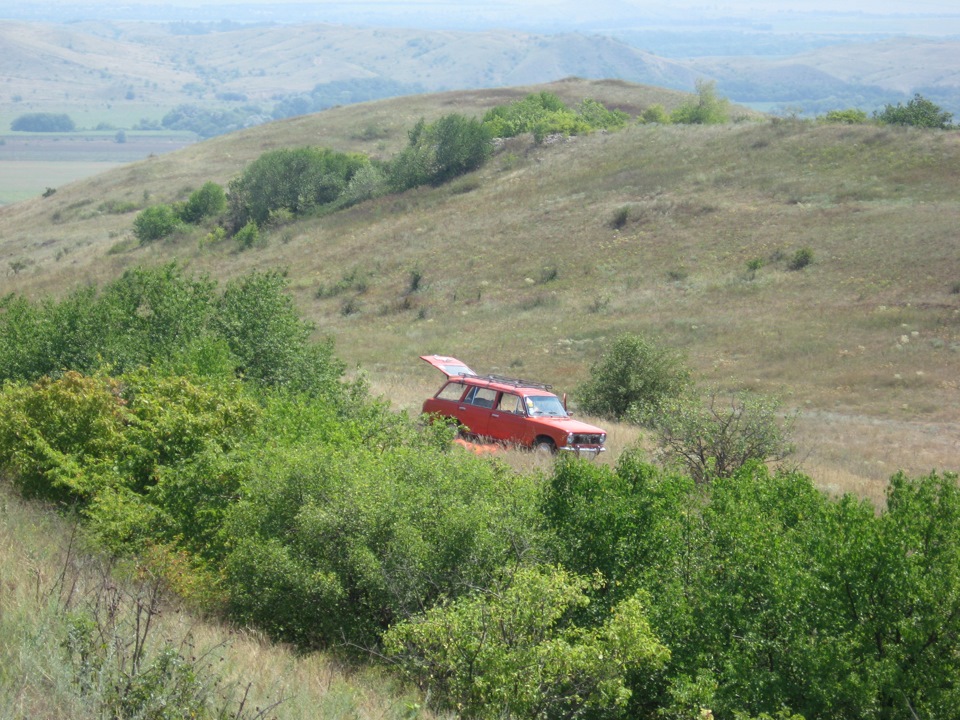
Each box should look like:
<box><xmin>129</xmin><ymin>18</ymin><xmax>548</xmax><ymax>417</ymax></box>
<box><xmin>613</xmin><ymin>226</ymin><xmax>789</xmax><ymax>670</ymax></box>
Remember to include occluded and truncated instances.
<box><xmin>2</xmin><ymin>19</ymin><xmax>959</xmax><ymax>133</ymax></box>
<box><xmin>0</xmin><ymin>78</ymin><xmax>957</xmax><ymax>497</ymax></box>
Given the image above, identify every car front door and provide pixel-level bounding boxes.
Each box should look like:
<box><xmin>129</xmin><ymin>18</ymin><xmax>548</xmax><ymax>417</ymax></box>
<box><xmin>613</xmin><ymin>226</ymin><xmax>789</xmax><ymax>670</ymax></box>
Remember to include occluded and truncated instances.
<box><xmin>487</xmin><ymin>392</ymin><xmax>534</xmax><ymax>446</ymax></box>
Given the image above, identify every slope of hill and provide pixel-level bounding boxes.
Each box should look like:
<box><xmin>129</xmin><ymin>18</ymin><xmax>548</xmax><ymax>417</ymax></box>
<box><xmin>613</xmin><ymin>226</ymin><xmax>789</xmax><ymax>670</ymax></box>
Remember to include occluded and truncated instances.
<box><xmin>0</xmin><ymin>78</ymin><xmax>957</xmax><ymax>495</ymax></box>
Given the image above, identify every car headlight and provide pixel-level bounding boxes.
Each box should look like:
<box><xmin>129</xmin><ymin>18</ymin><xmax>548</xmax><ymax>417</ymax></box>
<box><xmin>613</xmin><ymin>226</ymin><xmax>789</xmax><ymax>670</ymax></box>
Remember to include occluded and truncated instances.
<box><xmin>566</xmin><ymin>433</ymin><xmax>575</xmax><ymax>446</ymax></box>
<box><xmin>600</xmin><ymin>433</ymin><xmax>606</xmax><ymax>445</ymax></box>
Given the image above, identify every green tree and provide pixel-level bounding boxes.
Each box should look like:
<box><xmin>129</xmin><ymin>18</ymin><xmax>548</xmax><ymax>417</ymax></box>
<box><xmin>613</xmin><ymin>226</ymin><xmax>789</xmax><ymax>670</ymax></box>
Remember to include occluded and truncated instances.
<box><xmin>212</xmin><ymin>269</ymin><xmax>343</xmax><ymax>394</ymax></box>
<box><xmin>875</xmin><ymin>93</ymin><xmax>953</xmax><ymax>129</ymax></box>
<box><xmin>646</xmin><ymin>390</ymin><xmax>796</xmax><ymax>483</ymax></box>
<box><xmin>576</xmin><ymin>332</ymin><xmax>691</xmax><ymax>421</ymax></box>
<box><xmin>822</xmin><ymin>108</ymin><xmax>868</xmax><ymax>124</ymax></box>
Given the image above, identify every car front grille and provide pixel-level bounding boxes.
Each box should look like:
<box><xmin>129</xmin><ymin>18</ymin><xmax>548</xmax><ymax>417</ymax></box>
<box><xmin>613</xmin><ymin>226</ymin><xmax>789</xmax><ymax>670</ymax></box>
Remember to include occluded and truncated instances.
<box><xmin>570</xmin><ymin>434</ymin><xmax>604</xmax><ymax>446</ymax></box>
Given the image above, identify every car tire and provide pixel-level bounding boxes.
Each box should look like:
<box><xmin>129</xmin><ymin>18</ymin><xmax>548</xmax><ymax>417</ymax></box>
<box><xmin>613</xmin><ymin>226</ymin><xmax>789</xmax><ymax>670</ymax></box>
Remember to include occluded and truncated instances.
<box><xmin>534</xmin><ymin>437</ymin><xmax>556</xmax><ymax>454</ymax></box>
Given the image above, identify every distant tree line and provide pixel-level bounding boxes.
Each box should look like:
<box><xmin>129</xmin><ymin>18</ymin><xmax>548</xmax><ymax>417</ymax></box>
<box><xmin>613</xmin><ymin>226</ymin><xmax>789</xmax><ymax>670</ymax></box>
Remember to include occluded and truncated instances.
<box><xmin>10</xmin><ymin>112</ymin><xmax>76</xmax><ymax>132</ymax></box>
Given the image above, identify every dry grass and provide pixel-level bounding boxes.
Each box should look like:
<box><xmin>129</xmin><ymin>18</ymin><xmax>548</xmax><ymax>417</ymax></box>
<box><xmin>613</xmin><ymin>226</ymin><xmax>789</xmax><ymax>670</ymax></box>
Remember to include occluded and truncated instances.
<box><xmin>0</xmin><ymin>483</ymin><xmax>446</xmax><ymax>720</ymax></box>
<box><xmin>1</xmin><ymin>80</ymin><xmax>958</xmax><ymax>497</ymax></box>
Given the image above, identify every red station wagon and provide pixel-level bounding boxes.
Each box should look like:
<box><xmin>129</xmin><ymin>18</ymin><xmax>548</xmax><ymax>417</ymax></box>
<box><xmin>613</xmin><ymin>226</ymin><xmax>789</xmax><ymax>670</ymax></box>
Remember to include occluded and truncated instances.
<box><xmin>420</xmin><ymin>354</ymin><xmax>607</xmax><ymax>456</ymax></box>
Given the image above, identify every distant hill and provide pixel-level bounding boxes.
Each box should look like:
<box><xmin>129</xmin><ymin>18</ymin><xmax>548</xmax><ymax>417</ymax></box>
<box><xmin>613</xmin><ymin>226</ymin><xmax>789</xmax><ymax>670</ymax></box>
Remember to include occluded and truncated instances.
<box><xmin>2</xmin><ymin>20</ymin><xmax>957</xmax><ymax>133</ymax></box>
<box><xmin>0</xmin><ymin>78</ymin><xmax>956</xmax><ymax>492</ymax></box>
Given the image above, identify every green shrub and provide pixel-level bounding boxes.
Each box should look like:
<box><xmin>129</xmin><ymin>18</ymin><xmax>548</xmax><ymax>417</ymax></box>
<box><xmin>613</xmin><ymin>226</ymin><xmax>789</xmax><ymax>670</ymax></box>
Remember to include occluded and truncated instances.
<box><xmin>670</xmin><ymin>80</ymin><xmax>730</xmax><ymax>125</ymax></box>
<box><xmin>388</xmin><ymin>114</ymin><xmax>492</xmax><ymax>191</ymax></box>
<box><xmin>212</xmin><ymin>269</ymin><xmax>345</xmax><ymax>394</ymax></box>
<box><xmin>176</xmin><ymin>181</ymin><xmax>226</xmax><ymax>224</ymax></box>
<box><xmin>482</xmin><ymin>92</ymin><xmax>625</xmax><ymax>141</ymax></box>
<box><xmin>11</xmin><ymin>112</ymin><xmax>75</xmax><ymax>132</ymax></box>
<box><xmin>133</xmin><ymin>204</ymin><xmax>182</xmax><ymax>243</ymax></box>
<box><xmin>640</xmin><ymin>104</ymin><xmax>671</xmax><ymax>124</ymax></box>
<box><xmin>384</xmin><ymin>565</ymin><xmax>669</xmax><ymax>719</ymax></box>
<box><xmin>223</xmin><ymin>443</ymin><xmax>542</xmax><ymax>647</ymax></box>
<box><xmin>577</xmin><ymin>332</ymin><xmax>691</xmax><ymax>422</ymax></box>
<box><xmin>233</xmin><ymin>220</ymin><xmax>259</xmax><ymax>249</ymax></box>
<box><xmin>875</xmin><ymin>93</ymin><xmax>953</xmax><ymax>129</ymax></box>
<box><xmin>576</xmin><ymin>98</ymin><xmax>630</xmax><ymax>130</ymax></box>
<box><xmin>611</xmin><ymin>205</ymin><xmax>630</xmax><ymax>229</ymax></box>
<box><xmin>228</xmin><ymin>147</ymin><xmax>370</xmax><ymax>227</ymax></box>
<box><xmin>787</xmin><ymin>247</ymin><xmax>814</xmax><ymax>270</ymax></box>
<box><xmin>822</xmin><ymin>108</ymin><xmax>869</xmax><ymax>124</ymax></box>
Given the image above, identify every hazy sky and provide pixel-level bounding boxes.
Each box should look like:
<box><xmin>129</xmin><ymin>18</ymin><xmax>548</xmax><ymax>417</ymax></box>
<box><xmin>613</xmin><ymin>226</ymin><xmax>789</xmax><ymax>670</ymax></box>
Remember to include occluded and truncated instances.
<box><xmin>7</xmin><ymin>0</ymin><xmax>959</xmax><ymax>36</ymax></box>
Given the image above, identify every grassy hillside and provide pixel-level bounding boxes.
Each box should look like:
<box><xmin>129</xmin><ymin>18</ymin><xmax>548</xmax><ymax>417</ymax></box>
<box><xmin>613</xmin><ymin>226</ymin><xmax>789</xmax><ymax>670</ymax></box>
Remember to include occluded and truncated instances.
<box><xmin>0</xmin><ymin>484</ymin><xmax>445</xmax><ymax>719</ymax></box>
<box><xmin>0</xmin><ymin>78</ymin><xmax>957</xmax><ymax>497</ymax></box>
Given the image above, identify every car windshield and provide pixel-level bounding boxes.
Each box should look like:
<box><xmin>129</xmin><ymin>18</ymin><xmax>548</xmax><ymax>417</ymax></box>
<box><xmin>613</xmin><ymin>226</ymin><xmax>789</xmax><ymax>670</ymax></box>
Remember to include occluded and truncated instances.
<box><xmin>525</xmin><ymin>395</ymin><xmax>567</xmax><ymax>417</ymax></box>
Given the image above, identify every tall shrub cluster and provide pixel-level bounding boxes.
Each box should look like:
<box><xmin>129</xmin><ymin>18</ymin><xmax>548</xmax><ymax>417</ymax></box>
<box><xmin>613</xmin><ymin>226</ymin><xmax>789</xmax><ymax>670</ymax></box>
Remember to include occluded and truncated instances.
<box><xmin>542</xmin><ymin>455</ymin><xmax>960</xmax><ymax>719</ymax></box>
<box><xmin>482</xmin><ymin>91</ymin><xmax>629</xmax><ymax>141</ymax></box>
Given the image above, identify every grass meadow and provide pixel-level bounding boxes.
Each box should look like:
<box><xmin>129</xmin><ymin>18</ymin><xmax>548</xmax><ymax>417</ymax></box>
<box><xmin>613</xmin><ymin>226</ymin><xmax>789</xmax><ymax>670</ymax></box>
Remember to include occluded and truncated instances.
<box><xmin>0</xmin><ymin>78</ymin><xmax>957</xmax><ymax>496</ymax></box>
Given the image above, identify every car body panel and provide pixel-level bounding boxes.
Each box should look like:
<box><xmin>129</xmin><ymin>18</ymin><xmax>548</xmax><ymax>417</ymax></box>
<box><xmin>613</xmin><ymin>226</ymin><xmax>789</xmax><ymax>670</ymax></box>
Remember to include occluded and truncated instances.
<box><xmin>421</xmin><ymin>356</ymin><xmax>606</xmax><ymax>455</ymax></box>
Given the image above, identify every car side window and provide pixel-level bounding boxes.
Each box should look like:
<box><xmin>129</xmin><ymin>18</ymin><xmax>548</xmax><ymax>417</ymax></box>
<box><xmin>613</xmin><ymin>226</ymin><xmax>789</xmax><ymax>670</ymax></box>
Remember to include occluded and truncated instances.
<box><xmin>497</xmin><ymin>393</ymin><xmax>523</xmax><ymax>414</ymax></box>
<box><xmin>467</xmin><ymin>387</ymin><xmax>497</xmax><ymax>408</ymax></box>
<box><xmin>437</xmin><ymin>382</ymin><xmax>466</xmax><ymax>401</ymax></box>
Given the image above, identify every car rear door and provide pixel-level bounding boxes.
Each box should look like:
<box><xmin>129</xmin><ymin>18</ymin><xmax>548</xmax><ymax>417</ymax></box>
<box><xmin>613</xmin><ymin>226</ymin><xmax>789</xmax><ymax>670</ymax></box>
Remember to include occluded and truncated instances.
<box><xmin>486</xmin><ymin>392</ymin><xmax>535</xmax><ymax>446</ymax></box>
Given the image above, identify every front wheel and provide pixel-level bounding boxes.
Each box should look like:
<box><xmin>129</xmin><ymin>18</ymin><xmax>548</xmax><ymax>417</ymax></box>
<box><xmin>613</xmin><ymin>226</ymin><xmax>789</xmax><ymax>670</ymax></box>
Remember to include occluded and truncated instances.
<box><xmin>533</xmin><ymin>437</ymin><xmax>557</xmax><ymax>454</ymax></box>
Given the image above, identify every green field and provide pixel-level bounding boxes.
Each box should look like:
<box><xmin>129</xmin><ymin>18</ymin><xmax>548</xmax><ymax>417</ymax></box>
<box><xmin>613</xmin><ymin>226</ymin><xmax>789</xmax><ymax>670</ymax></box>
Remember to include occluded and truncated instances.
<box><xmin>0</xmin><ymin>160</ymin><xmax>125</xmax><ymax>205</ymax></box>
<box><xmin>0</xmin><ymin>132</ymin><xmax>195</xmax><ymax>205</ymax></box>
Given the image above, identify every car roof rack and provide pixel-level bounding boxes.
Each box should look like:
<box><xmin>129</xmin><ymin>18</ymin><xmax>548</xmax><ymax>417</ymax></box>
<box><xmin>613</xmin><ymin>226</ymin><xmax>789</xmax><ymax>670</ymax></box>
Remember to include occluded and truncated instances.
<box><xmin>461</xmin><ymin>372</ymin><xmax>553</xmax><ymax>391</ymax></box>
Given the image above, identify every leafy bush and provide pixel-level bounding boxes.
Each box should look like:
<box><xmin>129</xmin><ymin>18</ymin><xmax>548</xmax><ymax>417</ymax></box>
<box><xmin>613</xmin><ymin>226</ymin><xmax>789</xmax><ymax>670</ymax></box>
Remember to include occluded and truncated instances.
<box><xmin>482</xmin><ymin>92</ymin><xmax>628</xmax><ymax>142</ymax></box>
<box><xmin>643</xmin><ymin>390</ymin><xmax>797</xmax><ymax>483</ymax></box>
<box><xmin>0</xmin><ymin>263</ymin><xmax>342</xmax><ymax>396</ymax></box>
<box><xmin>670</xmin><ymin>80</ymin><xmax>730</xmax><ymax>125</ymax></box>
<box><xmin>576</xmin><ymin>332</ymin><xmax>691</xmax><ymax>421</ymax></box>
<box><xmin>875</xmin><ymin>93</ymin><xmax>953</xmax><ymax>129</ymax></box>
<box><xmin>223</xmin><ymin>442</ymin><xmax>542</xmax><ymax>647</ymax></box>
<box><xmin>212</xmin><ymin>269</ymin><xmax>345</xmax><ymax>394</ymax></box>
<box><xmin>384</xmin><ymin>565</ymin><xmax>669</xmax><ymax>719</ymax></box>
<box><xmin>11</xmin><ymin>112</ymin><xmax>76</xmax><ymax>132</ymax></box>
<box><xmin>822</xmin><ymin>108</ymin><xmax>868</xmax><ymax>124</ymax></box>
<box><xmin>787</xmin><ymin>246</ymin><xmax>814</xmax><ymax>270</ymax></box>
<box><xmin>576</xmin><ymin>98</ymin><xmax>630</xmax><ymax>130</ymax></box>
<box><xmin>233</xmin><ymin>220</ymin><xmax>259</xmax><ymax>249</ymax></box>
<box><xmin>133</xmin><ymin>204</ymin><xmax>182</xmax><ymax>243</ymax></box>
<box><xmin>640</xmin><ymin>104</ymin><xmax>671</xmax><ymax>124</ymax></box>
<box><xmin>228</xmin><ymin>147</ymin><xmax>370</xmax><ymax>227</ymax></box>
